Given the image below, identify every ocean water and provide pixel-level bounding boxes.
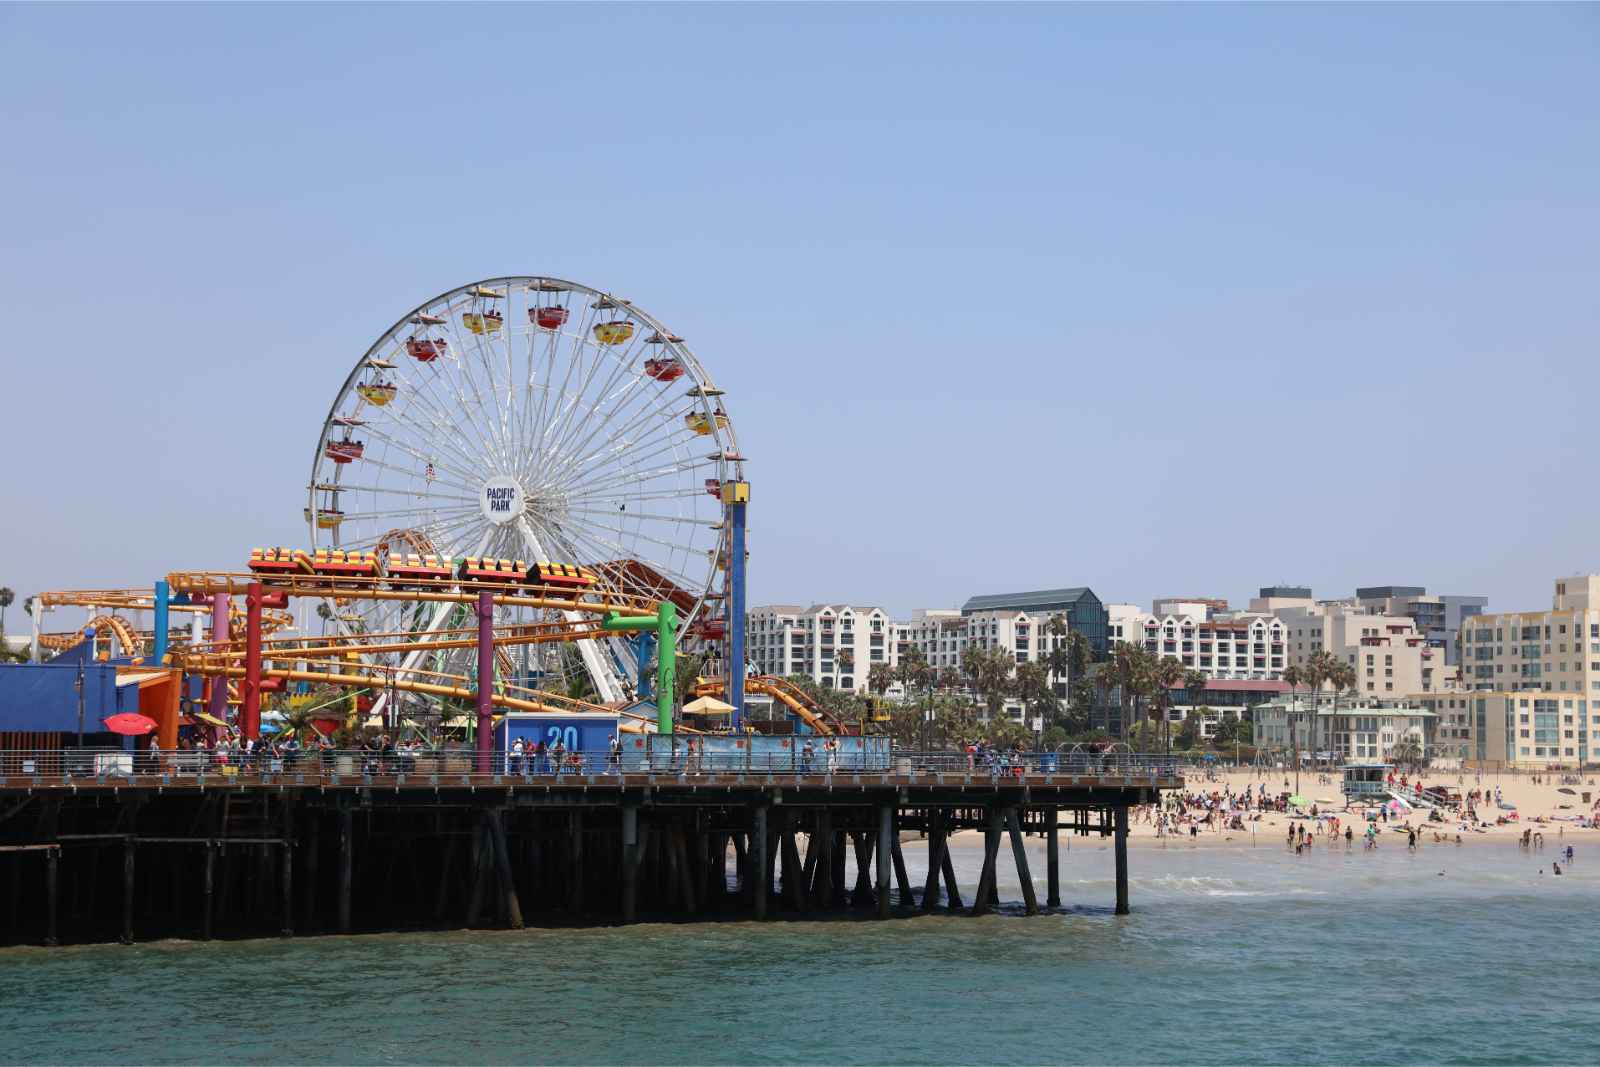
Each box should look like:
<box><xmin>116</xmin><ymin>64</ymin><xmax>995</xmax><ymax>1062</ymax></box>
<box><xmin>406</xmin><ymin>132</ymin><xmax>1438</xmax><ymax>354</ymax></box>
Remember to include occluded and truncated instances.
<box><xmin>2</xmin><ymin>836</ymin><xmax>1594</xmax><ymax>1065</ymax></box>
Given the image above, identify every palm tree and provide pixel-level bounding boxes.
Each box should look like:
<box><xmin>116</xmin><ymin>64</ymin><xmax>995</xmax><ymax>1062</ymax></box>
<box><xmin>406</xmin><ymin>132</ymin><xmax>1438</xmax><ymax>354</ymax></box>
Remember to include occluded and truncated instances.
<box><xmin>0</xmin><ymin>587</ymin><xmax>13</xmax><ymax>634</ymax></box>
<box><xmin>1044</xmin><ymin>614</ymin><xmax>1071</xmax><ymax>698</ymax></box>
<box><xmin>1149</xmin><ymin>655</ymin><xmax>1188</xmax><ymax>755</ymax></box>
<box><xmin>1182</xmin><ymin>668</ymin><xmax>1208</xmax><ymax>750</ymax></box>
<box><xmin>1099</xmin><ymin>642</ymin><xmax>1151</xmax><ymax>745</ymax></box>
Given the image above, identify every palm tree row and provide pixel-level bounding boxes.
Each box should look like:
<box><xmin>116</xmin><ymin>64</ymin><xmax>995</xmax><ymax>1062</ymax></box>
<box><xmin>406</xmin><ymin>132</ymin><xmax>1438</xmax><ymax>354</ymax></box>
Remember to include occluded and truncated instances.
<box><xmin>1096</xmin><ymin>641</ymin><xmax>1207</xmax><ymax>752</ymax></box>
<box><xmin>1280</xmin><ymin>649</ymin><xmax>1357</xmax><ymax>793</ymax></box>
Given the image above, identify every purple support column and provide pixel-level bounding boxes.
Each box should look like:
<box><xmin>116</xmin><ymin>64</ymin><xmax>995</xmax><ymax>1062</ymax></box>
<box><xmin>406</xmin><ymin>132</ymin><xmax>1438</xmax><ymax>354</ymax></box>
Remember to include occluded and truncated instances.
<box><xmin>476</xmin><ymin>590</ymin><xmax>494</xmax><ymax>774</ymax></box>
<box><xmin>208</xmin><ymin>592</ymin><xmax>229</xmax><ymax>739</ymax></box>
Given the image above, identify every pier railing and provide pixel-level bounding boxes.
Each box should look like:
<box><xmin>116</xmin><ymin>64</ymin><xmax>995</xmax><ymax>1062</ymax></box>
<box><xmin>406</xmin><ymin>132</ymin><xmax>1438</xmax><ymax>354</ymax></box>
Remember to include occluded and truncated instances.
<box><xmin>0</xmin><ymin>746</ymin><xmax>1182</xmax><ymax>784</ymax></box>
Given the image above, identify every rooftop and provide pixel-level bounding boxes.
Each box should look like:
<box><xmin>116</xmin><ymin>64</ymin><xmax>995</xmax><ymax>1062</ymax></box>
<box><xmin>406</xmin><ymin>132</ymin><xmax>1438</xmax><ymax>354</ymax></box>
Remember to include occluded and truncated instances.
<box><xmin>961</xmin><ymin>587</ymin><xmax>1097</xmax><ymax>615</ymax></box>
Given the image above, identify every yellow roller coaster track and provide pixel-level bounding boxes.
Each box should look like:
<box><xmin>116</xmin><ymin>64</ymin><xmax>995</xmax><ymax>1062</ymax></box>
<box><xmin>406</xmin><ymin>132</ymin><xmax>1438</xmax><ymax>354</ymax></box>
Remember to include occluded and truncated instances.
<box><xmin>694</xmin><ymin>675</ymin><xmax>845</xmax><ymax>737</ymax></box>
<box><xmin>164</xmin><ymin>571</ymin><xmax>660</xmax><ymax>618</ymax></box>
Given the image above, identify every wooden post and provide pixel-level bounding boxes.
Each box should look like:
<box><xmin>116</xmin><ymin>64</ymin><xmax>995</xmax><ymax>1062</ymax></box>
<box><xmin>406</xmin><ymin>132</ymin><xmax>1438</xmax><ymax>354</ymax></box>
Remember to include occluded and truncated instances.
<box><xmin>121</xmin><ymin>837</ymin><xmax>135</xmax><ymax>944</ymax></box>
<box><xmin>1005</xmin><ymin>808</ymin><xmax>1039</xmax><ymax>916</ymax></box>
<box><xmin>568</xmin><ymin>811</ymin><xmax>585</xmax><ymax>915</ymax></box>
<box><xmin>489</xmin><ymin>809</ymin><xmax>524</xmax><ymax>930</ymax></box>
<box><xmin>875</xmin><ymin>803</ymin><xmax>892</xmax><ymax>919</ymax></box>
<box><xmin>673</xmin><ymin>825</ymin><xmax>698</xmax><ymax>914</ymax></box>
<box><xmin>202</xmin><ymin>841</ymin><xmax>215</xmax><ymax>940</ymax></box>
<box><xmin>830</xmin><ymin>830</ymin><xmax>847</xmax><ymax>909</ymax></box>
<box><xmin>433</xmin><ymin>831</ymin><xmax>457</xmax><ymax>921</ymax></box>
<box><xmin>850</xmin><ymin>832</ymin><xmax>874</xmax><ymax>910</ymax></box>
<box><xmin>45</xmin><ymin>847</ymin><xmax>59</xmax><ymax>947</ymax></box>
<box><xmin>890</xmin><ymin>836</ymin><xmax>912</xmax><ymax>908</ymax></box>
<box><xmin>1114</xmin><ymin>804</ymin><xmax>1130</xmax><ymax>916</ymax></box>
<box><xmin>304</xmin><ymin>812</ymin><xmax>320</xmax><ymax>931</ymax></box>
<box><xmin>466</xmin><ymin>818</ymin><xmax>489</xmax><ymax>927</ymax></box>
<box><xmin>940</xmin><ymin>842</ymin><xmax>963</xmax><ymax>910</ymax></box>
<box><xmin>280</xmin><ymin>802</ymin><xmax>294</xmax><ymax>937</ymax></box>
<box><xmin>1045</xmin><ymin>807</ymin><xmax>1061</xmax><ymax>909</ymax></box>
<box><xmin>621</xmin><ymin>804</ymin><xmax>639</xmax><ymax>923</ymax></box>
<box><xmin>338</xmin><ymin>802</ymin><xmax>353</xmax><ymax>934</ymax></box>
<box><xmin>752</xmin><ymin>806</ymin><xmax>769</xmax><ymax>920</ymax></box>
<box><xmin>970</xmin><ymin>808</ymin><xmax>1002</xmax><ymax>916</ymax></box>
<box><xmin>780</xmin><ymin>813</ymin><xmax>807</xmax><ymax>913</ymax></box>
<box><xmin>812</xmin><ymin>810</ymin><xmax>834</xmax><ymax>907</ymax></box>
<box><xmin>922</xmin><ymin>810</ymin><xmax>943</xmax><ymax>911</ymax></box>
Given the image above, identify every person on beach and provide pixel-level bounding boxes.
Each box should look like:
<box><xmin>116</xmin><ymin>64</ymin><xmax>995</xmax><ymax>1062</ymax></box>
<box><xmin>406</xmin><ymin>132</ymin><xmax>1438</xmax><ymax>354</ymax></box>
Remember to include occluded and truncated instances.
<box><xmin>1345</xmin><ymin>827</ymin><xmax>1353</xmax><ymax>848</ymax></box>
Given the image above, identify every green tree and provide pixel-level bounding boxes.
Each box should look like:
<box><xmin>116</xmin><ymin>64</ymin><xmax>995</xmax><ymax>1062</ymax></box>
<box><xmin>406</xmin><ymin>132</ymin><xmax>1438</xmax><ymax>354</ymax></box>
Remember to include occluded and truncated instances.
<box><xmin>961</xmin><ymin>644</ymin><xmax>1017</xmax><ymax>721</ymax></box>
<box><xmin>0</xmin><ymin>587</ymin><xmax>13</xmax><ymax>634</ymax></box>
<box><xmin>1148</xmin><ymin>655</ymin><xmax>1188</xmax><ymax>754</ymax></box>
<box><xmin>1098</xmin><ymin>641</ymin><xmax>1152</xmax><ymax>744</ymax></box>
<box><xmin>1044</xmin><ymin>614</ymin><xmax>1071</xmax><ymax>697</ymax></box>
<box><xmin>867</xmin><ymin>662</ymin><xmax>895</xmax><ymax>698</ymax></box>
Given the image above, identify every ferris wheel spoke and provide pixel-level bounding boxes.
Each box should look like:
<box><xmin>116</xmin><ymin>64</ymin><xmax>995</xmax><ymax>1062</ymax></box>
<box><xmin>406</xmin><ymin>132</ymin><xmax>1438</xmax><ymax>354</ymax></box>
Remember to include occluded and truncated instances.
<box><xmin>380</xmin><ymin>368</ymin><xmax>504</xmax><ymax>479</ymax></box>
<box><xmin>559</xmin><ymin>458</ymin><xmax>710</xmax><ymax>504</ymax></box>
<box><xmin>538</xmin><ymin>372</ymin><xmax>657</xmax><ymax>489</ymax></box>
<box><xmin>355</xmin><ymin>422</ymin><xmax>481</xmax><ymax>491</ymax></box>
<box><xmin>538</xmin><ymin>338</ymin><xmax>647</xmax><ymax>469</ymax></box>
<box><xmin>567</xmin><ymin>505</ymin><xmax>718</xmax><ymax>526</ymax></box>
<box><xmin>438</xmin><ymin>311</ymin><xmax>514</xmax><ymax>470</ymax></box>
<box><xmin>556</xmin><ymin>521</ymin><xmax>700</xmax><ymax>595</ymax></box>
<box><xmin>311</xmin><ymin>482</ymin><xmax>477</xmax><ymax>505</ymax></box>
<box><xmin>537</xmin><ymin>400</ymin><xmax>685</xmax><ymax>490</ymax></box>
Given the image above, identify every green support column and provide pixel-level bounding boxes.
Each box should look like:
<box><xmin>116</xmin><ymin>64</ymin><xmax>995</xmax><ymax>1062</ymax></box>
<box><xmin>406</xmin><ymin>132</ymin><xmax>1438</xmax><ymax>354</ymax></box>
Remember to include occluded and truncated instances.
<box><xmin>603</xmin><ymin>601</ymin><xmax>678</xmax><ymax>734</ymax></box>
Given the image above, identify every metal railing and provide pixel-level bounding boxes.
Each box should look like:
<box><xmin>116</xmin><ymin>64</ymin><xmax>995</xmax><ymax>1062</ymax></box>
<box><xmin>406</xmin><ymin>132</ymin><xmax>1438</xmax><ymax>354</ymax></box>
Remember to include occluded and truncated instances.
<box><xmin>0</xmin><ymin>747</ymin><xmax>1183</xmax><ymax>783</ymax></box>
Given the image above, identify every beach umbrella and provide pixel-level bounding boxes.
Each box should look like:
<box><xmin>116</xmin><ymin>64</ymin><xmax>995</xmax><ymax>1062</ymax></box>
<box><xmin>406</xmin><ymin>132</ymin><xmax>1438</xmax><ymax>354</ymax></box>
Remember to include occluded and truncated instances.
<box><xmin>103</xmin><ymin>713</ymin><xmax>158</xmax><ymax>736</ymax></box>
<box><xmin>682</xmin><ymin>695</ymin><xmax>735</xmax><ymax>715</ymax></box>
<box><xmin>1288</xmin><ymin>794</ymin><xmax>1308</xmax><ymax>807</ymax></box>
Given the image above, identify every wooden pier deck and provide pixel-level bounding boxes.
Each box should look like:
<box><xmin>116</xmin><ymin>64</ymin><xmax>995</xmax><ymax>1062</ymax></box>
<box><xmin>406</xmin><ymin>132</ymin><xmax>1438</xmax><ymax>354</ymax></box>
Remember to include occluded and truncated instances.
<box><xmin>0</xmin><ymin>767</ymin><xmax>1180</xmax><ymax>946</ymax></box>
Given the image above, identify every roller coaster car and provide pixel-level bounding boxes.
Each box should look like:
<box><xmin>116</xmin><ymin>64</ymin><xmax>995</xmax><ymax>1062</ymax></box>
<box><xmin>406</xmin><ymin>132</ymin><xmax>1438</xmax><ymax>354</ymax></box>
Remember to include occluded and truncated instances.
<box><xmin>325</xmin><ymin>439</ymin><xmax>364</xmax><ymax>463</ymax></box>
<box><xmin>592</xmin><ymin>320</ymin><xmax>634</xmax><ymax>346</ymax></box>
<box><xmin>304</xmin><ymin>507</ymin><xmax>344</xmax><ymax>530</ymax></box>
<box><xmin>684</xmin><ymin>411</ymin><xmax>728</xmax><ymax>436</ymax></box>
<box><xmin>406</xmin><ymin>337</ymin><xmax>446</xmax><ymax>361</ymax></box>
<box><xmin>457</xmin><ymin>556</ymin><xmax>526</xmax><ymax>584</ymax></box>
<box><xmin>527</xmin><ymin>561</ymin><xmax>597</xmax><ymax>591</ymax></box>
<box><xmin>248</xmin><ymin>547</ymin><xmax>314</xmax><ymax>580</ymax></box>
<box><xmin>386</xmin><ymin>553</ymin><xmax>454</xmax><ymax>588</ymax></box>
<box><xmin>357</xmin><ymin>382</ymin><xmax>397</xmax><ymax>406</ymax></box>
<box><xmin>309</xmin><ymin>549</ymin><xmax>381</xmax><ymax>582</ymax></box>
<box><xmin>531</xmin><ymin>306</ymin><xmax>569</xmax><ymax>329</ymax></box>
<box><xmin>463</xmin><ymin>310</ymin><xmax>503</xmax><ymax>335</ymax></box>
<box><xmin>644</xmin><ymin>357</ymin><xmax>684</xmax><ymax>382</ymax></box>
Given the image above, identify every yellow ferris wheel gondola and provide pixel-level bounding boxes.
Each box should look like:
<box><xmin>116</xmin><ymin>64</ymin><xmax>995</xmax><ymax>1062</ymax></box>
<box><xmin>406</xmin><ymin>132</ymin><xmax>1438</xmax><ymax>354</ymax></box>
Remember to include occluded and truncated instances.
<box><xmin>357</xmin><ymin>382</ymin><xmax>397</xmax><ymax>406</ymax></box>
<box><xmin>684</xmin><ymin>410</ymin><xmax>729</xmax><ymax>436</ymax></box>
<box><xmin>463</xmin><ymin>310</ymin><xmax>503</xmax><ymax>335</ymax></box>
<box><xmin>593</xmin><ymin>320</ymin><xmax>635</xmax><ymax>346</ymax></box>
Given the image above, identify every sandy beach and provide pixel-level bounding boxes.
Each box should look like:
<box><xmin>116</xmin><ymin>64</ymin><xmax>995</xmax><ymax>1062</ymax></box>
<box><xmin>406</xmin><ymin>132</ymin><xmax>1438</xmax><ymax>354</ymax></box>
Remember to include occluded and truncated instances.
<box><xmin>946</xmin><ymin>767</ymin><xmax>1600</xmax><ymax>851</ymax></box>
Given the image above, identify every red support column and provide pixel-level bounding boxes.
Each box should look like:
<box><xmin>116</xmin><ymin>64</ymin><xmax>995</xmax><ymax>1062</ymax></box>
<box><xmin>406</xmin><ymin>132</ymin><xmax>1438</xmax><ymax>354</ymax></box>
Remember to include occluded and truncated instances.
<box><xmin>242</xmin><ymin>583</ymin><xmax>263</xmax><ymax>743</ymax></box>
<box><xmin>476</xmin><ymin>589</ymin><xmax>494</xmax><ymax>774</ymax></box>
<box><xmin>208</xmin><ymin>592</ymin><xmax>229</xmax><ymax>740</ymax></box>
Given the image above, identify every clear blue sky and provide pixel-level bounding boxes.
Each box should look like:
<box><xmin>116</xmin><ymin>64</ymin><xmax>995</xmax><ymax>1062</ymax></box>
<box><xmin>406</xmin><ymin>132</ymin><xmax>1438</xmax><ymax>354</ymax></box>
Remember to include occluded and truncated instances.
<box><xmin>2</xmin><ymin>3</ymin><xmax>1596</xmax><ymax>618</ymax></box>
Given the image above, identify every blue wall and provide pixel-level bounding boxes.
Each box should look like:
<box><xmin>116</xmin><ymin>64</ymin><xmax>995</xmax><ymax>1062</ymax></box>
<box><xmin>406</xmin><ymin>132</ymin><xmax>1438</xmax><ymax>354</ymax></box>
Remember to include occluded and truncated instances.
<box><xmin>0</xmin><ymin>643</ymin><xmax>135</xmax><ymax>734</ymax></box>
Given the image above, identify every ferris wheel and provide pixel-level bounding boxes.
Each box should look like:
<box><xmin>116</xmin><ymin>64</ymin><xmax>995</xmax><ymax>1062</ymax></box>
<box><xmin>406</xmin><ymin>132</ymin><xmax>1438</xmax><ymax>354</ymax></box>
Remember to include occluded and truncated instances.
<box><xmin>307</xmin><ymin>276</ymin><xmax>744</xmax><ymax>712</ymax></box>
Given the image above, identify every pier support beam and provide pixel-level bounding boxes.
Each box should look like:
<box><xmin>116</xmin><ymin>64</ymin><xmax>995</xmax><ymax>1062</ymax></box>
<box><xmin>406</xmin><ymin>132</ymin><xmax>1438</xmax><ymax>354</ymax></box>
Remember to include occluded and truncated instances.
<box><xmin>752</xmin><ymin>806</ymin><xmax>769</xmax><ymax>920</ymax></box>
<box><xmin>1045</xmin><ymin>807</ymin><xmax>1061</xmax><ymax>909</ymax></box>
<box><xmin>489</xmin><ymin>809</ymin><xmax>523</xmax><ymax>930</ymax></box>
<box><xmin>922</xmin><ymin>810</ymin><xmax>944</xmax><ymax>911</ymax></box>
<box><xmin>621</xmin><ymin>804</ymin><xmax>639</xmax><ymax>923</ymax></box>
<box><xmin>202</xmin><ymin>841</ymin><xmax>215</xmax><ymax>941</ymax></box>
<box><xmin>45</xmin><ymin>847</ymin><xmax>58</xmax><ymax>947</ymax></box>
<box><xmin>875</xmin><ymin>803</ymin><xmax>892</xmax><ymax>919</ymax></box>
<box><xmin>121</xmin><ymin>837</ymin><xmax>135</xmax><ymax>945</ymax></box>
<box><xmin>971</xmin><ymin>807</ymin><xmax>1002</xmax><ymax>916</ymax></box>
<box><xmin>1005</xmin><ymin>808</ymin><xmax>1038</xmax><ymax>916</ymax></box>
<box><xmin>1114</xmin><ymin>804</ymin><xmax>1130</xmax><ymax>916</ymax></box>
<box><xmin>338</xmin><ymin>802</ymin><xmax>353</xmax><ymax>934</ymax></box>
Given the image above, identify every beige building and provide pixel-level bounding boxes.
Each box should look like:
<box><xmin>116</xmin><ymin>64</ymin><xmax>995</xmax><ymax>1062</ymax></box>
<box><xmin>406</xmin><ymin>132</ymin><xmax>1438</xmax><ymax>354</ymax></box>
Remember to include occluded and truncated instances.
<box><xmin>1459</xmin><ymin>575</ymin><xmax>1600</xmax><ymax>697</ymax></box>
<box><xmin>1254</xmin><ymin>698</ymin><xmax>1434</xmax><ymax>762</ymax></box>
<box><xmin>1417</xmin><ymin>690</ymin><xmax>1596</xmax><ymax>768</ymax></box>
<box><xmin>1273</xmin><ymin>603</ymin><xmax>1439</xmax><ymax>697</ymax></box>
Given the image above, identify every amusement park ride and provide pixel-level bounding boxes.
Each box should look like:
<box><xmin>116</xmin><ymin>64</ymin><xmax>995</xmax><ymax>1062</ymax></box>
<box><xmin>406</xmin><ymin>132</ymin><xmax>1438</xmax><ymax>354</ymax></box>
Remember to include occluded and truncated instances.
<box><xmin>29</xmin><ymin>276</ymin><xmax>848</xmax><ymax>752</ymax></box>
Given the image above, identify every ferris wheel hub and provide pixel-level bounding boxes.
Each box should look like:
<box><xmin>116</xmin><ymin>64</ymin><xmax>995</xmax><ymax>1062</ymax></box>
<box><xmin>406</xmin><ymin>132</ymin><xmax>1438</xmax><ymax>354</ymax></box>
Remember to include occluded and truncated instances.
<box><xmin>479</xmin><ymin>475</ymin><xmax>525</xmax><ymax>527</ymax></box>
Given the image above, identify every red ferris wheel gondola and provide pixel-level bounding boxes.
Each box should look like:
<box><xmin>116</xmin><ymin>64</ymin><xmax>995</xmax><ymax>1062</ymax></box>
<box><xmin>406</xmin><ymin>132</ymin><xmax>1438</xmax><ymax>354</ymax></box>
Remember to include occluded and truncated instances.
<box><xmin>406</xmin><ymin>336</ymin><xmax>447</xmax><ymax>362</ymax></box>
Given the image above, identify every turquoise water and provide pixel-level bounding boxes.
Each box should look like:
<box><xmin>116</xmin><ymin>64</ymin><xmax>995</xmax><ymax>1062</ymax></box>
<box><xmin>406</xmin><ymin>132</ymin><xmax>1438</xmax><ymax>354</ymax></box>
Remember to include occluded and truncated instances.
<box><xmin>2</xmin><ymin>838</ymin><xmax>1594</xmax><ymax>1065</ymax></box>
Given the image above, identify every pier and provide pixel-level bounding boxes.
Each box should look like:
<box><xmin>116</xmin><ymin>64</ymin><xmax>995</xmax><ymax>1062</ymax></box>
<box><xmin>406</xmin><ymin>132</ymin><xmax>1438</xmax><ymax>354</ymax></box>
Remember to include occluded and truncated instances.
<box><xmin>0</xmin><ymin>752</ymin><xmax>1178</xmax><ymax>945</ymax></box>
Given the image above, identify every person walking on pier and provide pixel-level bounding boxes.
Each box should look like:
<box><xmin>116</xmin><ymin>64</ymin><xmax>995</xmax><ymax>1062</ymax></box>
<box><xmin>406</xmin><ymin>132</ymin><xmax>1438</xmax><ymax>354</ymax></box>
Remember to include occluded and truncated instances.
<box><xmin>511</xmin><ymin>736</ymin><xmax>525</xmax><ymax>776</ymax></box>
<box><xmin>607</xmin><ymin>734</ymin><xmax>621</xmax><ymax>776</ymax></box>
<box><xmin>825</xmin><ymin>737</ymin><xmax>839</xmax><ymax>775</ymax></box>
<box><xmin>801</xmin><ymin>739</ymin><xmax>815</xmax><ymax>774</ymax></box>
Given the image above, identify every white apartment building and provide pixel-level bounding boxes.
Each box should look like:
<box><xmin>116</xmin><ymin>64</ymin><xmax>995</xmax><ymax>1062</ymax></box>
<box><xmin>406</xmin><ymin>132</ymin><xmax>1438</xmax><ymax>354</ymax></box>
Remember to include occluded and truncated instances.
<box><xmin>1136</xmin><ymin>612</ymin><xmax>1287</xmax><ymax>680</ymax></box>
<box><xmin>893</xmin><ymin>607</ymin><xmax>1078</xmax><ymax>720</ymax></box>
<box><xmin>746</xmin><ymin>604</ymin><xmax>896</xmax><ymax>694</ymax></box>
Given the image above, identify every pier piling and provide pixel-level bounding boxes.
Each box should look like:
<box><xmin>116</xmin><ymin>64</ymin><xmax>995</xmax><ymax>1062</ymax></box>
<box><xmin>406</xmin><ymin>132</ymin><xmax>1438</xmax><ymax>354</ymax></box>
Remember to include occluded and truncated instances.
<box><xmin>875</xmin><ymin>804</ymin><xmax>892</xmax><ymax>919</ymax></box>
<box><xmin>1114</xmin><ymin>804</ymin><xmax>1130</xmax><ymax>916</ymax></box>
<box><xmin>1005</xmin><ymin>808</ymin><xmax>1038</xmax><ymax>916</ymax></box>
<box><xmin>752</xmin><ymin>805</ymin><xmax>769</xmax><ymax>920</ymax></box>
<box><xmin>1045</xmin><ymin>808</ymin><xmax>1061</xmax><ymax>909</ymax></box>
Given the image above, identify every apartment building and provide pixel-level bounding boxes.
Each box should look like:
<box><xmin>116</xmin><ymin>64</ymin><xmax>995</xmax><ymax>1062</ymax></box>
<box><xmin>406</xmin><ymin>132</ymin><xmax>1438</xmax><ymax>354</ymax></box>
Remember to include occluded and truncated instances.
<box><xmin>898</xmin><ymin>607</ymin><xmax>1072</xmax><ymax>693</ymax></box>
<box><xmin>746</xmin><ymin>604</ymin><xmax>896</xmax><ymax>693</ymax></box>
<box><xmin>1355</xmin><ymin>586</ymin><xmax>1488</xmax><ymax>665</ymax></box>
<box><xmin>1135</xmin><ymin>612</ymin><xmax>1288</xmax><ymax>680</ymax></box>
<box><xmin>1458</xmin><ymin>575</ymin><xmax>1600</xmax><ymax>697</ymax></box>
<box><xmin>1273</xmin><ymin>603</ymin><xmax>1438</xmax><ymax>696</ymax></box>
<box><xmin>960</xmin><ymin>587</ymin><xmax>1109</xmax><ymax>659</ymax></box>
<box><xmin>1253</xmin><ymin>698</ymin><xmax>1434</xmax><ymax>762</ymax></box>
<box><xmin>1416</xmin><ymin>690</ymin><xmax>1595</xmax><ymax>768</ymax></box>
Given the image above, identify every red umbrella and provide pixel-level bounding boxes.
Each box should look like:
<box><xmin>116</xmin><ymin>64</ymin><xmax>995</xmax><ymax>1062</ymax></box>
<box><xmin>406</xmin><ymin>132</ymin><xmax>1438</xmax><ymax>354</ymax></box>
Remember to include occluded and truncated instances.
<box><xmin>103</xmin><ymin>713</ymin><xmax>158</xmax><ymax>736</ymax></box>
